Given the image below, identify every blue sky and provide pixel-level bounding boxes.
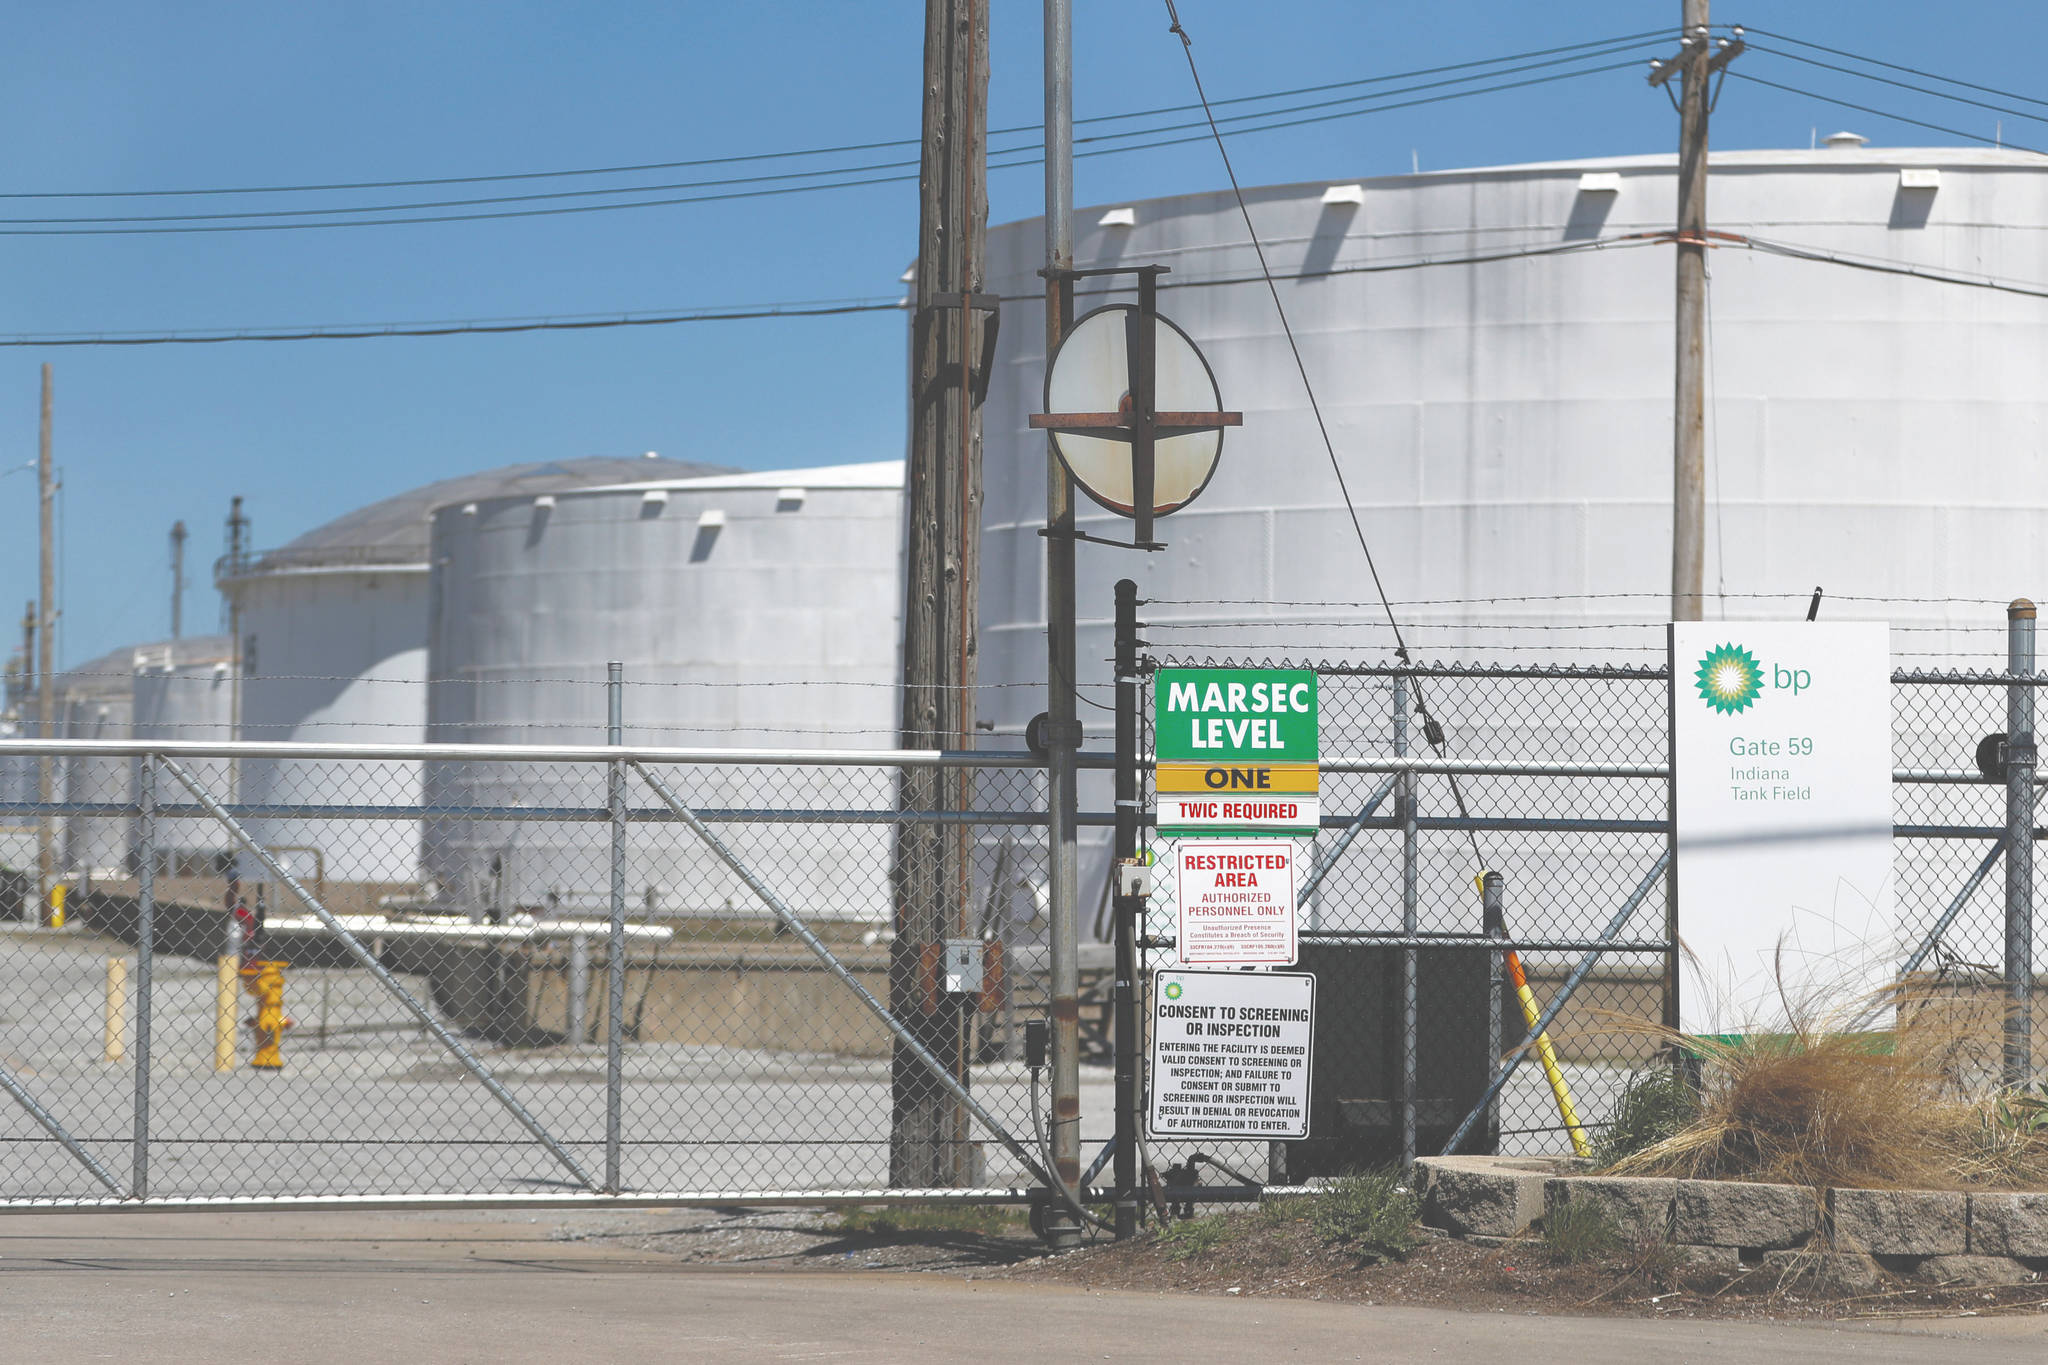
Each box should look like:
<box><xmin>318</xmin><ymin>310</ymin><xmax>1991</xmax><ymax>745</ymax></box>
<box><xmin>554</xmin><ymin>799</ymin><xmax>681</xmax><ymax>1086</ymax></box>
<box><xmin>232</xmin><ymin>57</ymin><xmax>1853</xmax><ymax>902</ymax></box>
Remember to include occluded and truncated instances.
<box><xmin>3</xmin><ymin>2</ymin><xmax>2042</xmax><ymax>666</ymax></box>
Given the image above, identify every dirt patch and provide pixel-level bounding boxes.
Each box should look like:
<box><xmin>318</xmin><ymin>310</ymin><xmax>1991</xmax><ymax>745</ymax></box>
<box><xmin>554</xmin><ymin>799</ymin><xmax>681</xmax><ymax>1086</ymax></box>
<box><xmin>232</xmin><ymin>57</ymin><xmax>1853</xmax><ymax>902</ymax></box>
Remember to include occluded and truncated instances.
<box><xmin>543</xmin><ymin>1205</ymin><xmax>1042</xmax><ymax>1273</ymax></box>
<box><xmin>987</xmin><ymin>1214</ymin><xmax>2048</xmax><ymax>1324</ymax></box>
<box><xmin>541</xmin><ymin>1203</ymin><xmax>2048</xmax><ymax>1324</ymax></box>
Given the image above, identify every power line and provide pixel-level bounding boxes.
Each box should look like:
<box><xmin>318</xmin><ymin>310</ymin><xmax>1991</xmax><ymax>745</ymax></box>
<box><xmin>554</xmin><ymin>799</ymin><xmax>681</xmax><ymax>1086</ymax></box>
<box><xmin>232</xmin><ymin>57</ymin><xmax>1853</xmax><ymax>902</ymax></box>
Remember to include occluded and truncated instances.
<box><xmin>0</xmin><ymin>59</ymin><xmax>1652</xmax><ymax>235</ymax></box>
<box><xmin>0</xmin><ymin>235</ymin><xmax>1667</xmax><ymax>347</ymax></box>
<box><xmin>0</xmin><ymin>44</ymin><xmax>1662</xmax><ymax>230</ymax></box>
<box><xmin>1726</xmin><ymin>71</ymin><xmax>2046</xmax><ymax>157</ymax></box>
<box><xmin>1745</xmin><ymin>41</ymin><xmax>2048</xmax><ymax>129</ymax></box>
<box><xmin>16</xmin><ymin>221</ymin><xmax>2048</xmax><ymax>348</ymax></box>
<box><xmin>0</xmin><ymin>31</ymin><xmax>1674</xmax><ymax>202</ymax></box>
<box><xmin>1739</xmin><ymin>27</ymin><xmax>2048</xmax><ymax>114</ymax></box>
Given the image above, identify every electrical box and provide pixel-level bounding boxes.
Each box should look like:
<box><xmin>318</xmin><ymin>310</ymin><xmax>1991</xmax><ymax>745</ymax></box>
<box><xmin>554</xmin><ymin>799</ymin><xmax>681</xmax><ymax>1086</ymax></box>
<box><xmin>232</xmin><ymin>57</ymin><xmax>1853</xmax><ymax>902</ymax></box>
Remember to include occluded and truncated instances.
<box><xmin>942</xmin><ymin>939</ymin><xmax>984</xmax><ymax>995</ymax></box>
<box><xmin>1116</xmin><ymin>860</ymin><xmax>1152</xmax><ymax>899</ymax></box>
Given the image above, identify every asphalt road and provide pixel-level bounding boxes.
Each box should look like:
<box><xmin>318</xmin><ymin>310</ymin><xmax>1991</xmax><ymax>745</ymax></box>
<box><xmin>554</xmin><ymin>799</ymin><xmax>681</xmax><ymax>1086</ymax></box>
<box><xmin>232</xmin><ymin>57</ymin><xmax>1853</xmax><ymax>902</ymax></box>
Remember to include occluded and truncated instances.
<box><xmin>2</xmin><ymin>1210</ymin><xmax>2044</xmax><ymax>1364</ymax></box>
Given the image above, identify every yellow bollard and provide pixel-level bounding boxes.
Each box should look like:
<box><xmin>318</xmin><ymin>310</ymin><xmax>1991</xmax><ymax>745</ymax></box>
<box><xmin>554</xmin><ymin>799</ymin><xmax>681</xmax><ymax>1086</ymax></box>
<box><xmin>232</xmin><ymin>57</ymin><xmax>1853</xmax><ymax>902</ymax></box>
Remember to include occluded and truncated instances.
<box><xmin>214</xmin><ymin>957</ymin><xmax>239</xmax><ymax>1073</ymax></box>
<box><xmin>103</xmin><ymin>957</ymin><xmax>128</xmax><ymax>1063</ymax></box>
<box><xmin>240</xmin><ymin>959</ymin><xmax>289</xmax><ymax>1070</ymax></box>
<box><xmin>46</xmin><ymin>883</ymin><xmax>66</xmax><ymax>929</ymax></box>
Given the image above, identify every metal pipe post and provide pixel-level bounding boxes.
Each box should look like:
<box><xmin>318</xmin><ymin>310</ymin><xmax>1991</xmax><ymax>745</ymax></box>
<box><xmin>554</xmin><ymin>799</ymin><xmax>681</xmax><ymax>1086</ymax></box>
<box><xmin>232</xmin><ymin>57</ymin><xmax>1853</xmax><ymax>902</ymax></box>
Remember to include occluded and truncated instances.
<box><xmin>1041</xmin><ymin>0</ymin><xmax>1082</xmax><ymax>1253</ymax></box>
<box><xmin>1395</xmin><ymin>675</ymin><xmax>1418</xmax><ymax>1169</ymax></box>
<box><xmin>1110</xmin><ymin>579</ymin><xmax>1140</xmax><ymax>1240</ymax></box>
<box><xmin>133</xmin><ymin>754</ymin><xmax>156</xmax><ymax>1198</ymax></box>
<box><xmin>2006</xmin><ymin>601</ymin><xmax>2036</xmax><ymax>1085</ymax></box>
<box><xmin>568</xmin><ymin>934</ymin><xmax>590</xmax><ymax>1044</ymax></box>
<box><xmin>606</xmin><ymin>661</ymin><xmax>627</xmax><ymax>1191</ymax></box>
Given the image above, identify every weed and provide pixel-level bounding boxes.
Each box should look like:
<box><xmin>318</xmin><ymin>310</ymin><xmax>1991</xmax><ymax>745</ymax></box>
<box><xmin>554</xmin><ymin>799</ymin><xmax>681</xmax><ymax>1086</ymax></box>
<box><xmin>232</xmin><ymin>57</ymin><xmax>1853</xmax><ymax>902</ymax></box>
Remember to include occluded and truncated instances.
<box><xmin>1306</xmin><ymin>1168</ymin><xmax>1420</xmax><ymax>1264</ymax></box>
<box><xmin>1593</xmin><ymin>1067</ymin><xmax>1699</xmax><ymax>1168</ymax></box>
<box><xmin>1540</xmin><ymin>1198</ymin><xmax>1621</xmax><ymax>1264</ymax></box>
<box><xmin>1255</xmin><ymin>1195</ymin><xmax>1312</xmax><ymax>1230</ymax></box>
<box><xmin>827</xmin><ymin>1205</ymin><xmax>1021</xmax><ymax>1238</ymax></box>
<box><xmin>1158</xmin><ymin>1212</ymin><xmax>1234</xmax><ymax>1262</ymax></box>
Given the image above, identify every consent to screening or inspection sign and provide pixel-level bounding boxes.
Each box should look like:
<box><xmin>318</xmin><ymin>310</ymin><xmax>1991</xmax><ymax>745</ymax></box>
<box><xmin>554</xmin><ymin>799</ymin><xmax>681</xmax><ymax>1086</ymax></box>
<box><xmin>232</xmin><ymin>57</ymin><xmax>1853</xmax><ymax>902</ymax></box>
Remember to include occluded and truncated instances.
<box><xmin>1155</xmin><ymin>668</ymin><xmax>1319</xmax><ymax>837</ymax></box>
<box><xmin>1672</xmin><ymin>622</ymin><xmax>1894</xmax><ymax>1036</ymax></box>
<box><xmin>1175</xmin><ymin>839</ymin><xmax>1297</xmax><ymax>966</ymax></box>
<box><xmin>1148</xmin><ymin>969</ymin><xmax>1314</xmax><ymax>1139</ymax></box>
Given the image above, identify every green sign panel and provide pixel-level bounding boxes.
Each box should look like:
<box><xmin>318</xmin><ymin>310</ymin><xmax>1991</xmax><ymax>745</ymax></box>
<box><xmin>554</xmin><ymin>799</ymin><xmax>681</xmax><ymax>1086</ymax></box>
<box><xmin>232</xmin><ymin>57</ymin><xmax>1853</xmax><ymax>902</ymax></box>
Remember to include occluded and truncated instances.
<box><xmin>1154</xmin><ymin>668</ymin><xmax>1319</xmax><ymax>837</ymax></box>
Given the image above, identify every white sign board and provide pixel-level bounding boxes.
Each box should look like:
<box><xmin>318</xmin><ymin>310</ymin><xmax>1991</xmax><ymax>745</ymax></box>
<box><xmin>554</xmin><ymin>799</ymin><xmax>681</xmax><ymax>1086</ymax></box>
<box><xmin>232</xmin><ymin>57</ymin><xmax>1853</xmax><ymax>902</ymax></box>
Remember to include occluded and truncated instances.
<box><xmin>1148</xmin><ymin>969</ymin><xmax>1314</xmax><ymax>1139</ymax></box>
<box><xmin>1672</xmin><ymin>622</ymin><xmax>1894</xmax><ymax>1035</ymax></box>
<box><xmin>1175</xmin><ymin>840</ymin><xmax>1298</xmax><ymax>966</ymax></box>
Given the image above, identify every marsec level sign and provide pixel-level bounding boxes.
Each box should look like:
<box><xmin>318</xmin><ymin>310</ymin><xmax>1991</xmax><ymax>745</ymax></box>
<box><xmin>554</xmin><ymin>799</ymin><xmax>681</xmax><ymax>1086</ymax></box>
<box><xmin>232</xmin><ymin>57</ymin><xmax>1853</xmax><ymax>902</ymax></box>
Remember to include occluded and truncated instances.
<box><xmin>1148</xmin><ymin>969</ymin><xmax>1315</xmax><ymax>1140</ymax></box>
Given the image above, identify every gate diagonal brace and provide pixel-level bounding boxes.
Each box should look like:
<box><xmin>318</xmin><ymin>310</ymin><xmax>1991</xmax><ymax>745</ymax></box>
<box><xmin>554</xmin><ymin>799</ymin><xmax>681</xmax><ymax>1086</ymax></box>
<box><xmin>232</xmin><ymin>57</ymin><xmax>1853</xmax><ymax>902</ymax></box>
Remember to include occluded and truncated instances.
<box><xmin>0</xmin><ymin>1059</ymin><xmax>124</xmax><ymax>1195</ymax></box>
<box><xmin>159</xmin><ymin>756</ymin><xmax>600</xmax><ymax>1193</ymax></box>
<box><xmin>627</xmin><ymin>760</ymin><xmax>1054</xmax><ymax>1189</ymax></box>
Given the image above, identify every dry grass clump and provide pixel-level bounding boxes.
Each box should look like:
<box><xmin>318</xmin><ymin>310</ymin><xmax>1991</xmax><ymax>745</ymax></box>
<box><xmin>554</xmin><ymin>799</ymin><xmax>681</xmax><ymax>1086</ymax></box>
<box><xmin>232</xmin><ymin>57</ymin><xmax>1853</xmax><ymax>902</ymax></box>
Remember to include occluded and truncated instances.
<box><xmin>1595</xmin><ymin>982</ymin><xmax>2048</xmax><ymax>1191</ymax></box>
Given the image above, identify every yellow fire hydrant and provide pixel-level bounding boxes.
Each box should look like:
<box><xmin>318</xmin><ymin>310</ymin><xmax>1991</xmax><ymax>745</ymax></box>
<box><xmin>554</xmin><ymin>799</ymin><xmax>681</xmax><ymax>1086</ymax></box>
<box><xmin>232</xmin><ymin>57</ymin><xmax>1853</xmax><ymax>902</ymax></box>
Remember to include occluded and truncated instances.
<box><xmin>239</xmin><ymin>960</ymin><xmax>290</xmax><ymax>1070</ymax></box>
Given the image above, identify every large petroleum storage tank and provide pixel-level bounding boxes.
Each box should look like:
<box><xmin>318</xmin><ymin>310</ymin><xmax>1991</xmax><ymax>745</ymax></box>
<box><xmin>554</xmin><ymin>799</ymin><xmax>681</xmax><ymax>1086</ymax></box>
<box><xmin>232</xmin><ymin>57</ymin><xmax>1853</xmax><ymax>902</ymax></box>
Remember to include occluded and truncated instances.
<box><xmin>422</xmin><ymin>461</ymin><xmax>903</xmax><ymax>921</ymax></box>
<box><xmin>129</xmin><ymin>636</ymin><xmax>236</xmax><ymax>873</ymax></box>
<box><xmin>56</xmin><ymin>644</ymin><xmax>138</xmax><ymax>878</ymax></box>
<box><xmin>218</xmin><ymin>456</ymin><xmax>730</xmax><ymax>897</ymax></box>
<box><xmin>47</xmin><ymin>636</ymin><xmax>232</xmax><ymax>878</ymax></box>
<box><xmin>975</xmin><ymin>143</ymin><xmax>2048</xmax><ymax>934</ymax></box>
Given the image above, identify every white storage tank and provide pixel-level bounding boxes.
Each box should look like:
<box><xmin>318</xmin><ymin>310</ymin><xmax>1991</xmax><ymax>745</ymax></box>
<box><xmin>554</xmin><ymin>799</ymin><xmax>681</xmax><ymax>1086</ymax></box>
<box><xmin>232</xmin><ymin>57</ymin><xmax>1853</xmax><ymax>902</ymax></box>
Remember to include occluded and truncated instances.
<box><xmin>129</xmin><ymin>636</ymin><xmax>236</xmax><ymax>873</ymax></box>
<box><xmin>422</xmin><ymin>461</ymin><xmax>904</xmax><ymax>921</ymax></box>
<box><xmin>218</xmin><ymin>456</ymin><xmax>730</xmax><ymax>893</ymax></box>
<box><xmin>55</xmin><ymin>644</ymin><xmax>137</xmax><ymax>878</ymax></box>
<box><xmin>975</xmin><ymin>145</ymin><xmax>2048</xmax><ymax>937</ymax></box>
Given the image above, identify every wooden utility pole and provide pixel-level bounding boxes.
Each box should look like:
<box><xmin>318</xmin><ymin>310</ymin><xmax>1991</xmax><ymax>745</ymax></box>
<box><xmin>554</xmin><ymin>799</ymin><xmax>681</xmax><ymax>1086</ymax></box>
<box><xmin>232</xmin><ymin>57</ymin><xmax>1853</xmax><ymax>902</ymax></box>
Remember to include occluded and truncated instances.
<box><xmin>890</xmin><ymin>0</ymin><xmax>990</xmax><ymax>1186</ymax></box>
<box><xmin>1652</xmin><ymin>2</ymin><xmax>1740</xmax><ymax>621</ymax></box>
<box><xmin>36</xmin><ymin>364</ymin><xmax>55</xmax><ymax>921</ymax></box>
<box><xmin>1669</xmin><ymin>0</ymin><xmax>1709</xmax><ymax>623</ymax></box>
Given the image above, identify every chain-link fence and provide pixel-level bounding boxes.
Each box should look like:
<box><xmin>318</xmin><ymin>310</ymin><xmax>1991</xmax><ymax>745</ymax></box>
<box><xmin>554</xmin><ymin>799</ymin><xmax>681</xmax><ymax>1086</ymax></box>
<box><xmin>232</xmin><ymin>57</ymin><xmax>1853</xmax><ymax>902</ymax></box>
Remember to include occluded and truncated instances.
<box><xmin>1</xmin><ymin>635</ymin><xmax>2040</xmax><ymax>1212</ymax></box>
<box><xmin>0</xmin><ymin>729</ymin><xmax>1078</xmax><ymax>1207</ymax></box>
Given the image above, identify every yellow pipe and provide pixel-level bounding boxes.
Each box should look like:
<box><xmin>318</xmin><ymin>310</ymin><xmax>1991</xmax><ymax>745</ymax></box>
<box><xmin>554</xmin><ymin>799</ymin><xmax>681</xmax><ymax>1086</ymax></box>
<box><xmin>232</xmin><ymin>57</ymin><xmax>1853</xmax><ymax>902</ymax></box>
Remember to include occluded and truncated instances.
<box><xmin>214</xmin><ymin>957</ymin><xmax>238</xmax><ymax>1073</ymax></box>
<box><xmin>1504</xmin><ymin>948</ymin><xmax>1590</xmax><ymax>1158</ymax></box>
<box><xmin>1474</xmin><ymin>872</ymin><xmax>1589</xmax><ymax>1158</ymax></box>
<box><xmin>103</xmin><ymin>957</ymin><xmax>127</xmax><ymax>1063</ymax></box>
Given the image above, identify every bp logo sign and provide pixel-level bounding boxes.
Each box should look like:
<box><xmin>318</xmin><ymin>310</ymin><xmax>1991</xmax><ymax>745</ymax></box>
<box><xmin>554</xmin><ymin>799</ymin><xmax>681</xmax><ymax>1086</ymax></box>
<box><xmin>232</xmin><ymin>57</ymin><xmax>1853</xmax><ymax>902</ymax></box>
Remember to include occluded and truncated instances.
<box><xmin>1695</xmin><ymin>644</ymin><xmax>1763</xmax><ymax>714</ymax></box>
<box><xmin>1163</xmin><ymin>980</ymin><xmax>1183</xmax><ymax>1001</ymax></box>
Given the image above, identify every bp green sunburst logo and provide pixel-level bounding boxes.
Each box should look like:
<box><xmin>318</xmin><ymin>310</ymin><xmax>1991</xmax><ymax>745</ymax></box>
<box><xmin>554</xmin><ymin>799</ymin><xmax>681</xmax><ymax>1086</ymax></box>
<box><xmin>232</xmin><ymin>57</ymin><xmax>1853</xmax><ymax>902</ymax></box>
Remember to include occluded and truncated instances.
<box><xmin>1695</xmin><ymin>644</ymin><xmax>1763</xmax><ymax>714</ymax></box>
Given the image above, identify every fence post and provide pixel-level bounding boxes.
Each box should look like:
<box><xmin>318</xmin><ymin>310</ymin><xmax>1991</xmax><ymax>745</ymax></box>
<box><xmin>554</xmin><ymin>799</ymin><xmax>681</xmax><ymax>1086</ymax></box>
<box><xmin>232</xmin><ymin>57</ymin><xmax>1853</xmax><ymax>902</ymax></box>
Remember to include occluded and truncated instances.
<box><xmin>1394</xmin><ymin>673</ymin><xmax>1418</xmax><ymax>1170</ymax></box>
<box><xmin>1110</xmin><ymin>578</ymin><xmax>1140</xmax><ymax>1241</ymax></box>
<box><xmin>132</xmin><ymin>753</ymin><xmax>155</xmax><ymax>1199</ymax></box>
<box><xmin>2006</xmin><ymin>601</ymin><xmax>2036</xmax><ymax>1086</ymax></box>
<box><xmin>605</xmin><ymin>661</ymin><xmax>627</xmax><ymax>1192</ymax></box>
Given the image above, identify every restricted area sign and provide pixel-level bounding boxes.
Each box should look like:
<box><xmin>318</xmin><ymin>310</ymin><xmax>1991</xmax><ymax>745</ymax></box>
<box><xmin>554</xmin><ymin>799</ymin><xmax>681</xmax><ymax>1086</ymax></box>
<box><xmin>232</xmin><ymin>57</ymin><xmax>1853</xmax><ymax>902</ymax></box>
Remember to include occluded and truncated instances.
<box><xmin>1148</xmin><ymin>969</ymin><xmax>1314</xmax><ymax>1139</ymax></box>
<box><xmin>1175</xmin><ymin>839</ymin><xmax>1297</xmax><ymax>966</ymax></box>
<box><xmin>1155</xmin><ymin>667</ymin><xmax>1319</xmax><ymax>837</ymax></box>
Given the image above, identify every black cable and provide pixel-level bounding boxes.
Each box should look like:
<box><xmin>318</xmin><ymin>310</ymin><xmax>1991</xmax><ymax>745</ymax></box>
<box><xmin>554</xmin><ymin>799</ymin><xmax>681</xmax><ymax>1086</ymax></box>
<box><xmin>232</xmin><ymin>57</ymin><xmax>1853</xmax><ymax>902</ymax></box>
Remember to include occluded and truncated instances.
<box><xmin>0</xmin><ymin>31</ymin><xmax>1674</xmax><ymax>202</ymax></box>
<box><xmin>1161</xmin><ymin>0</ymin><xmax>1485</xmax><ymax>865</ymax></box>
<box><xmin>1725</xmin><ymin>71</ymin><xmax>2046</xmax><ymax>158</ymax></box>
<box><xmin>0</xmin><ymin>230</ymin><xmax>1667</xmax><ymax>348</ymax></box>
<box><xmin>1740</xmin><ymin>26</ymin><xmax>2048</xmax><ymax>114</ymax></box>
<box><xmin>0</xmin><ymin>46</ymin><xmax>1662</xmax><ymax>230</ymax></box>
<box><xmin>0</xmin><ymin>60</ymin><xmax>1647</xmax><ymax>236</ymax></box>
<box><xmin>1745</xmin><ymin>41</ymin><xmax>2048</xmax><ymax>129</ymax></box>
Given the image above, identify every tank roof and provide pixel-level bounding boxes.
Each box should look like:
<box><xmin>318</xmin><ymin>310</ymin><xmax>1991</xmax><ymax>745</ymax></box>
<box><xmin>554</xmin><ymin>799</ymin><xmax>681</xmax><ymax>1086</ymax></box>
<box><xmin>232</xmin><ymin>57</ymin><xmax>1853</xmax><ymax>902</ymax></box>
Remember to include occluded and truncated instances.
<box><xmin>240</xmin><ymin>456</ymin><xmax>736</xmax><ymax>574</ymax></box>
<box><xmin>59</xmin><ymin>634</ymin><xmax>233</xmax><ymax>700</ymax></box>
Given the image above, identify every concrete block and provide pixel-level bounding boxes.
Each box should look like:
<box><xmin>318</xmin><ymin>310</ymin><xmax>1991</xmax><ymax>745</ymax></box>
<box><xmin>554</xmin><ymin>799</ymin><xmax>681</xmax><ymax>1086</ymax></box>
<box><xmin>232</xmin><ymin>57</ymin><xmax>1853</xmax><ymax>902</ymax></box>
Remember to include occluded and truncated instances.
<box><xmin>1829</xmin><ymin>1187</ymin><xmax>1967</xmax><ymax>1256</ymax></box>
<box><xmin>1415</xmin><ymin>1156</ymin><xmax>1556</xmax><ymax>1239</ymax></box>
<box><xmin>1545</xmin><ymin>1176</ymin><xmax>1676</xmax><ymax>1240</ymax></box>
<box><xmin>1670</xmin><ymin>1243</ymin><xmax>1740</xmax><ymax>1270</ymax></box>
<box><xmin>1914</xmin><ymin>1254</ymin><xmax>2034</xmax><ymax>1286</ymax></box>
<box><xmin>1760</xmin><ymin>1248</ymin><xmax>1886</xmax><ymax>1294</ymax></box>
<box><xmin>1969</xmin><ymin>1192</ymin><xmax>2048</xmax><ymax>1258</ymax></box>
<box><xmin>1674</xmin><ymin>1180</ymin><xmax>1820</xmax><ymax>1250</ymax></box>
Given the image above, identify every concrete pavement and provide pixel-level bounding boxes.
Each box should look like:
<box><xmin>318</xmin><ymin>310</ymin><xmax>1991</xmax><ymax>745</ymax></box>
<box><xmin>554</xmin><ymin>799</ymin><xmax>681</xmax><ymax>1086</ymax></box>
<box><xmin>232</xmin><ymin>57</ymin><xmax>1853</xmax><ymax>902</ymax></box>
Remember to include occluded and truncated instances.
<box><xmin>2</xmin><ymin>1210</ymin><xmax>2046</xmax><ymax>1363</ymax></box>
